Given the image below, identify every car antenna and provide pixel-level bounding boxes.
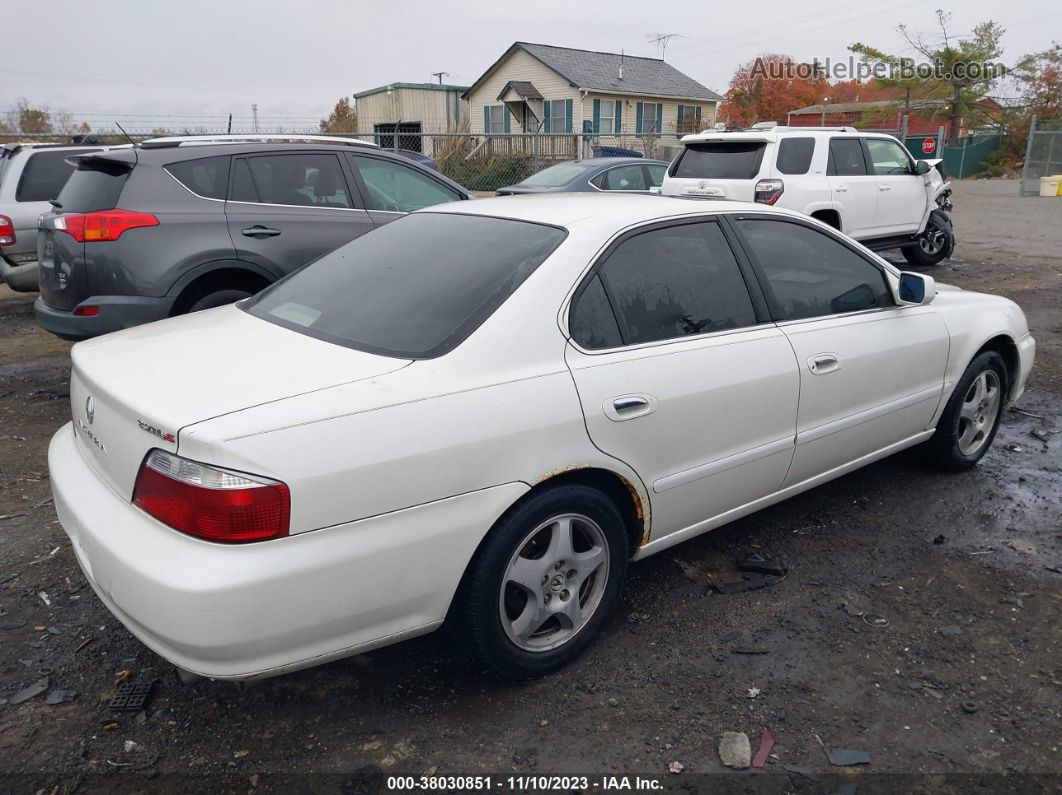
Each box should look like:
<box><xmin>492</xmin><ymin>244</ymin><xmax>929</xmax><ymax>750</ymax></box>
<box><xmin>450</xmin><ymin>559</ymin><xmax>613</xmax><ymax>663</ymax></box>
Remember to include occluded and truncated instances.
<box><xmin>114</xmin><ymin>122</ymin><xmax>136</xmax><ymax>146</ymax></box>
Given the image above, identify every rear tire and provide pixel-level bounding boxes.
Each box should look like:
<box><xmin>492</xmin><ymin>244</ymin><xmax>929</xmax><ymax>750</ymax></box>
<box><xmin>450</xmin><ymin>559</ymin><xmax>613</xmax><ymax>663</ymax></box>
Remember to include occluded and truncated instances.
<box><xmin>924</xmin><ymin>351</ymin><xmax>1008</xmax><ymax>471</ymax></box>
<box><xmin>187</xmin><ymin>288</ymin><xmax>253</xmax><ymax>314</ymax></box>
<box><xmin>451</xmin><ymin>484</ymin><xmax>629</xmax><ymax>679</ymax></box>
<box><xmin>903</xmin><ymin>209</ymin><xmax>953</xmax><ymax>267</ymax></box>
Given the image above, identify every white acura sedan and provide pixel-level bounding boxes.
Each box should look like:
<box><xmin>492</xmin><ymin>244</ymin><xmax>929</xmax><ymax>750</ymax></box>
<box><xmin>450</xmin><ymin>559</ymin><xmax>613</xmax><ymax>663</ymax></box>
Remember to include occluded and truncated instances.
<box><xmin>49</xmin><ymin>195</ymin><xmax>1034</xmax><ymax>680</ymax></box>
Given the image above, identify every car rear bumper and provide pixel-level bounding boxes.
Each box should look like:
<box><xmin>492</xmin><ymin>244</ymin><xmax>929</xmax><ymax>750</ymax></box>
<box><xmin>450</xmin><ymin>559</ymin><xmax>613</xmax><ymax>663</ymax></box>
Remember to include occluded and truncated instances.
<box><xmin>34</xmin><ymin>294</ymin><xmax>174</xmax><ymax>339</ymax></box>
<box><xmin>0</xmin><ymin>255</ymin><xmax>38</xmax><ymax>291</ymax></box>
<box><xmin>49</xmin><ymin>424</ymin><xmax>526</xmax><ymax>679</ymax></box>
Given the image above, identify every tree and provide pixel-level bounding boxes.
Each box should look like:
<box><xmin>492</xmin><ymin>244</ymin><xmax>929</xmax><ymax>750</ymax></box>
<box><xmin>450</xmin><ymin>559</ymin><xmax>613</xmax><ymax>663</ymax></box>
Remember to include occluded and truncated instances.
<box><xmin>320</xmin><ymin>97</ymin><xmax>358</xmax><ymax>134</ymax></box>
<box><xmin>8</xmin><ymin>97</ymin><xmax>53</xmax><ymax>134</ymax></box>
<box><xmin>1012</xmin><ymin>43</ymin><xmax>1062</xmax><ymax>117</ymax></box>
<box><xmin>718</xmin><ymin>54</ymin><xmax>825</xmax><ymax>127</ymax></box>
<box><xmin>850</xmin><ymin>11</ymin><xmax>1007</xmax><ymax>143</ymax></box>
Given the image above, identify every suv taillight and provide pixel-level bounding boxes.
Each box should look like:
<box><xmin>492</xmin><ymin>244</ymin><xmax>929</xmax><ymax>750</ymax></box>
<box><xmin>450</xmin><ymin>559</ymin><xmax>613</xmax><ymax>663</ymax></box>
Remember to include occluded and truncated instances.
<box><xmin>55</xmin><ymin>209</ymin><xmax>159</xmax><ymax>243</ymax></box>
<box><xmin>132</xmin><ymin>449</ymin><xmax>290</xmax><ymax>543</ymax></box>
<box><xmin>0</xmin><ymin>214</ymin><xmax>14</xmax><ymax>246</ymax></box>
<box><xmin>754</xmin><ymin>179</ymin><xmax>784</xmax><ymax>205</ymax></box>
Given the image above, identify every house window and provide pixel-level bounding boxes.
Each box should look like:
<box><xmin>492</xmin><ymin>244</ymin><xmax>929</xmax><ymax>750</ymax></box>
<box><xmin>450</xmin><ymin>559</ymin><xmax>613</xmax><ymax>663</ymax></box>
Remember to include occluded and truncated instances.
<box><xmin>487</xmin><ymin>105</ymin><xmax>505</xmax><ymax>134</ymax></box>
<box><xmin>677</xmin><ymin>105</ymin><xmax>702</xmax><ymax>134</ymax></box>
<box><xmin>598</xmin><ymin>101</ymin><xmax>614</xmax><ymax>134</ymax></box>
<box><xmin>544</xmin><ymin>99</ymin><xmax>572</xmax><ymax>133</ymax></box>
<box><xmin>640</xmin><ymin>102</ymin><xmax>660</xmax><ymax>134</ymax></box>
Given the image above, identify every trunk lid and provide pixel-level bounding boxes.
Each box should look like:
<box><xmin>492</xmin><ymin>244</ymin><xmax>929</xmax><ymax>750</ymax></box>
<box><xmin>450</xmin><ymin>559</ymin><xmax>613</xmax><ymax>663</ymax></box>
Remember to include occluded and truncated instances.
<box><xmin>69</xmin><ymin>305</ymin><xmax>411</xmax><ymax>498</ymax></box>
<box><xmin>662</xmin><ymin>138</ymin><xmax>772</xmax><ymax>202</ymax></box>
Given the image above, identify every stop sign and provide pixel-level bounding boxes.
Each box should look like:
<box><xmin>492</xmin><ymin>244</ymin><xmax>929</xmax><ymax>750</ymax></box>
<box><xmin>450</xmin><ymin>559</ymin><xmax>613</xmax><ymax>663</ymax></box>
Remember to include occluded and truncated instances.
<box><xmin>922</xmin><ymin>137</ymin><xmax>936</xmax><ymax>155</ymax></box>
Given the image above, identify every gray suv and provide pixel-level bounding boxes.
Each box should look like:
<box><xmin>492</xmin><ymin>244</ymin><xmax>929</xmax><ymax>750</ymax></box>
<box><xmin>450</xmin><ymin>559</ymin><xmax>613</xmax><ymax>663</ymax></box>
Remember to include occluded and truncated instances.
<box><xmin>1</xmin><ymin>141</ymin><xmax>117</xmax><ymax>291</ymax></box>
<box><xmin>35</xmin><ymin>135</ymin><xmax>471</xmax><ymax>339</ymax></box>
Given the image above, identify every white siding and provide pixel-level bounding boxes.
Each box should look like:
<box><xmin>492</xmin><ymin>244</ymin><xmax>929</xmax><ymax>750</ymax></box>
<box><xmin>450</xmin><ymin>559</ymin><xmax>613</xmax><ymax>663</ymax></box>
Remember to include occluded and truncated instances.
<box><xmin>580</xmin><ymin>93</ymin><xmax>717</xmax><ymax>136</ymax></box>
<box><xmin>466</xmin><ymin>49</ymin><xmax>582</xmax><ymax>134</ymax></box>
<box><xmin>355</xmin><ymin>88</ymin><xmax>468</xmax><ymax>135</ymax></box>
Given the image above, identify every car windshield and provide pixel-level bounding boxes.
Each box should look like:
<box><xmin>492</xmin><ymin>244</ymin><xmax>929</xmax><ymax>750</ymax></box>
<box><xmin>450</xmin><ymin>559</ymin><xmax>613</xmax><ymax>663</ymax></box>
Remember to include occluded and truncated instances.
<box><xmin>671</xmin><ymin>142</ymin><xmax>767</xmax><ymax>179</ymax></box>
<box><xmin>520</xmin><ymin>162</ymin><xmax>596</xmax><ymax>187</ymax></box>
<box><xmin>244</xmin><ymin>213</ymin><xmax>567</xmax><ymax>359</ymax></box>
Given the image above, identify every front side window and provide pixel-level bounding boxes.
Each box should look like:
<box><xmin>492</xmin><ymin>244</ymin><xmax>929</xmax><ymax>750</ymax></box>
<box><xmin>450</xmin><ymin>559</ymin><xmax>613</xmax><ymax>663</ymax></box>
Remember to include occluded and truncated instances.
<box><xmin>672</xmin><ymin>142</ymin><xmax>766</xmax><ymax>179</ymax></box>
<box><xmin>350</xmin><ymin>155</ymin><xmax>461</xmax><ymax>212</ymax></box>
<box><xmin>165</xmin><ymin>156</ymin><xmax>229</xmax><ymax>199</ymax></box>
<box><xmin>574</xmin><ymin>221</ymin><xmax>756</xmax><ymax>348</ymax></box>
<box><xmin>828</xmin><ymin>138</ymin><xmax>868</xmax><ymax>176</ymax></box>
<box><xmin>240</xmin><ymin>154</ymin><xmax>353</xmax><ymax>208</ymax></box>
<box><xmin>17</xmin><ymin>149</ymin><xmax>97</xmax><ymax>202</ymax></box>
<box><xmin>602</xmin><ymin>164</ymin><xmax>648</xmax><ymax>191</ymax></box>
<box><xmin>776</xmin><ymin>137</ymin><xmax>815</xmax><ymax>175</ymax></box>
<box><xmin>865</xmin><ymin>138</ymin><xmax>913</xmax><ymax>175</ymax></box>
<box><xmin>735</xmin><ymin>218</ymin><xmax>892</xmax><ymax>321</ymax></box>
<box><xmin>245</xmin><ymin>213</ymin><xmax>565</xmax><ymax>358</ymax></box>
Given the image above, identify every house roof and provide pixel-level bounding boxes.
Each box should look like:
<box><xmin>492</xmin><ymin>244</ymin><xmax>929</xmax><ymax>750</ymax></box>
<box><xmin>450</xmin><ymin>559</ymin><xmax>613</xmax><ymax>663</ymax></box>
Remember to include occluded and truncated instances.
<box><xmin>788</xmin><ymin>99</ymin><xmax>948</xmax><ymax>115</ymax></box>
<box><xmin>464</xmin><ymin>42</ymin><xmax>723</xmax><ymax>102</ymax></box>
<box><xmin>353</xmin><ymin>82</ymin><xmax>469</xmax><ymax>99</ymax></box>
<box><xmin>498</xmin><ymin>80</ymin><xmax>543</xmax><ymax>101</ymax></box>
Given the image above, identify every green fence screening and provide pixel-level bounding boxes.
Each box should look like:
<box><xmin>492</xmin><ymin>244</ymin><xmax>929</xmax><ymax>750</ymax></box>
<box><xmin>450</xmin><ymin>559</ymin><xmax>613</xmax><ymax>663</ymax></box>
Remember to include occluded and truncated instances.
<box><xmin>903</xmin><ymin>134</ymin><xmax>1001</xmax><ymax>179</ymax></box>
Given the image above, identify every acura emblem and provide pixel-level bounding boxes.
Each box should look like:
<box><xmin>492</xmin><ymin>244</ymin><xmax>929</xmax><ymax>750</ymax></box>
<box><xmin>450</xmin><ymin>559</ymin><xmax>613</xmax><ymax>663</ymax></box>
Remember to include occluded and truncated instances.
<box><xmin>698</xmin><ymin>180</ymin><xmax>708</xmax><ymax>189</ymax></box>
<box><xmin>85</xmin><ymin>396</ymin><xmax>95</xmax><ymax>425</ymax></box>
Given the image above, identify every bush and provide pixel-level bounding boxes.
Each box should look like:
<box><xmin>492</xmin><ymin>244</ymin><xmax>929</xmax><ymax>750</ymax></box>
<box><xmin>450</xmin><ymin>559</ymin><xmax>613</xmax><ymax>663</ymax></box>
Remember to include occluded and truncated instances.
<box><xmin>439</xmin><ymin>154</ymin><xmax>534</xmax><ymax>192</ymax></box>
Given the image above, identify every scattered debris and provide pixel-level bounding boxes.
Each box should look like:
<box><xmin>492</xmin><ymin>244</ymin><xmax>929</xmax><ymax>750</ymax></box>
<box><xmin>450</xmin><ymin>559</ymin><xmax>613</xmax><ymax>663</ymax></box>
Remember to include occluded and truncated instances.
<box><xmin>37</xmin><ymin>591</ymin><xmax>51</xmax><ymax>607</ymax></box>
<box><xmin>0</xmin><ymin>512</ymin><xmax>29</xmax><ymax>522</ymax></box>
<box><xmin>0</xmin><ymin>574</ymin><xmax>17</xmax><ymax>586</ymax></box>
<box><xmin>235</xmin><ymin>749</ymin><xmax>250</xmax><ymax>758</ymax></box>
<box><xmin>714</xmin><ymin>573</ymin><xmax>780</xmax><ymax>594</ymax></box>
<box><xmin>862</xmin><ymin>613</ymin><xmax>889</xmax><ymax>628</ymax></box>
<box><xmin>942</xmin><ymin>625</ymin><xmax>964</xmax><ymax>637</ymax></box>
<box><xmin>32</xmin><ymin>496</ymin><xmax>54</xmax><ymax>509</ymax></box>
<box><xmin>1045</xmin><ymin>565</ymin><xmax>1062</xmax><ymax>575</ymax></box>
<box><xmin>75</xmin><ymin>637</ymin><xmax>94</xmax><ymax>653</ymax></box>
<box><xmin>752</xmin><ymin>730</ymin><xmax>775</xmax><ymax>769</ymax></box>
<box><xmin>0</xmin><ymin>621</ymin><xmax>26</xmax><ymax>631</ymax></box>
<box><xmin>816</xmin><ymin>734</ymin><xmax>871</xmax><ymax>766</ymax></box>
<box><xmin>961</xmin><ymin>701</ymin><xmax>978</xmax><ymax>714</ymax></box>
<box><xmin>737</xmin><ymin>555</ymin><xmax>788</xmax><ymax>577</ymax></box>
<box><xmin>109</xmin><ymin>681</ymin><xmax>155</xmax><ymax>713</ymax></box>
<box><xmin>1030</xmin><ymin>428</ymin><xmax>1051</xmax><ymax>443</ymax></box>
<box><xmin>123</xmin><ymin>740</ymin><xmax>139</xmax><ymax>753</ymax></box>
<box><xmin>1010</xmin><ymin>407</ymin><xmax>1043</xmax><ymax>419</ymax></box>
<box><xmin>46</xmin><ymin>626</ymin><xmax>64</xmax><ymax>636</ymax></box>
<box><xmin>44</xmin><ymin>689</ymin><xmax>77</xmax><ymax>706</ymax></box>
<box><xmin>784</xmin><ymin>765</ymin><xmax>819</xmax><ymax>783</ymax></box>
<box><xmin>667</xmin><ymin>761</ymin><xmax>684</xmax><ymax>774</ymax></box>
<box><xmin>731</xmin><ymin>645</ymin><xmax>770</xmax><ymax>655</ymax></box>
<box><xmin>10</xmin><ymin>677</ymin><xmax>49</xmax><ymax>705</ymax></box>
<box><xmin>747</xmin><ymin>687</ymin><xmax>761</xmax><ymax>699</ymax></box>
<box><xmin>933</xmin><ymin>534</ymin><xmax>946</xmax><ymax>545</ymax></box>
<box><xmin>1006</xmin><ymin>443</ymin><xmax>1024</xmax><ymax>453</ymax></box>
<box><xmin>718</xmin><ymin>731</ymin><xmax>752</xmax><ymax>769</ymax></box>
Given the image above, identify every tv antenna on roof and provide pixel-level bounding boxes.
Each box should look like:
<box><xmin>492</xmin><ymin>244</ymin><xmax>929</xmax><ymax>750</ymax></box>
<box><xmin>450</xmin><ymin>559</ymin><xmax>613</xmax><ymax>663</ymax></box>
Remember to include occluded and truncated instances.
<box><xmin>647</xmin><ymin>33</ymin><xmax>688</xmax><ymax>61</ymax></box>
<box><xmin>431</xmin><ymin>71</ymin><xmax>450</xmax><ymax>84</ymax></box>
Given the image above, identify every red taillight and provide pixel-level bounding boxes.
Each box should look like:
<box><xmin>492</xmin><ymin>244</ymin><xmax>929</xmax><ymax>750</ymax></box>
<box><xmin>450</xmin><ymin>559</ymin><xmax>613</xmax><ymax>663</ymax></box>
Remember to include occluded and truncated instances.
<box><xmin>754</xmin><ymin>179</ymin><xmax>784</xmax><ymax>205</ymax></box>
<box><xmin>73</xmin><ymin>305</ymin><xmax>99</xmax><ymax>317</ymax></box>
<box><xmin>132</xmin><ymin>450</ymin><xmax>290</xmax><ymax>543</ymax></box>
<box><xmin>56</xmin><ymin>209</ymin><xmax>159</xmax><ymax>243</ymax></box>
<box><xmin>0</xmin><ymin>214</ymin><xmax>14</xmax><ymax>246</ymax></box>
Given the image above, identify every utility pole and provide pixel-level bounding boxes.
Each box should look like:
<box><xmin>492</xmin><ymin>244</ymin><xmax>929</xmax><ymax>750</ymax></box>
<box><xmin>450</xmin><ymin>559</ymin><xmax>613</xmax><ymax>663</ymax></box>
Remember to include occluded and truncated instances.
<box><xmin>432</xmin><ymin>71</ymin><xmax>450</xmax><ymax>85</ymax></box>
<box><xmin>647</xmin><ymin>33</ymin><xmax>687</xmax><ymax>61</ymax></box>
<box><xmin>251</xmin><ymin>104</ymin><xmax>259</xmax><ymax>133</ymax></box>
<box><xmin>227</xmin><ymin>113</ymin><xmax>232</xmax><ymax>134</ymax></box>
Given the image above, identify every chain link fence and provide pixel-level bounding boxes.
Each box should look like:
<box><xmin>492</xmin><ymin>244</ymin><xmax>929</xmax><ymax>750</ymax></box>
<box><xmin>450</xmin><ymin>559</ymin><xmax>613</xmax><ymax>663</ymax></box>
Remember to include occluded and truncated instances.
<box><xmin>1020</xmin><ymin>115</ymin><xmax>1062</xmax><ymax>196</ymax></box>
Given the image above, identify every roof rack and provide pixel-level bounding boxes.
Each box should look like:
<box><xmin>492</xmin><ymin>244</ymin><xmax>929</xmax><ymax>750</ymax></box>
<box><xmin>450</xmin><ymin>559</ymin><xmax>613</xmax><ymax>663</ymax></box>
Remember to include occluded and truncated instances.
<box><xmin>139</xmin><ymin>134</ymin><xmax>379</xmax><ymax>149</ymax></box>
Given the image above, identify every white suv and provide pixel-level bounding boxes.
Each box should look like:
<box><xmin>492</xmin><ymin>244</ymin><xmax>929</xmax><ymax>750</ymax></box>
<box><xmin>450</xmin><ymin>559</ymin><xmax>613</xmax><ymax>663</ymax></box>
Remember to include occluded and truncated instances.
<box><xmin>660</xmin><ymin>126</ymin><xmax>954</xmax><ymax>266</ymax></box>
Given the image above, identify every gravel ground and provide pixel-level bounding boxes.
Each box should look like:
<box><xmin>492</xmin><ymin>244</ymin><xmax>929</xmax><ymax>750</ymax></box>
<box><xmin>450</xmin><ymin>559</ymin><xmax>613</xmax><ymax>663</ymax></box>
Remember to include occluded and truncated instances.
<box><xmin>1</xmin><ymin>179</ymin><xmax>1060</xmax><ymax>793</ymax></box>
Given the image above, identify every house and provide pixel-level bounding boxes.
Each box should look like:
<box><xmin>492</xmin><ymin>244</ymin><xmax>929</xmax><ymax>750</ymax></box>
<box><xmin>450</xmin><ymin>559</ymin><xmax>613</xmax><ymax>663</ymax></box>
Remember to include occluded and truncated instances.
<box><xmin>786</xmin><ymin>98</ymin><xmax>1003</xmax><ymax>138</ymax></box>
<box><xmin>462</xmin><ymin>42</ymin><xmax>722</xmax><ymax>141</ymax></box>
<box><xmin>353</xmin><ymin>82</ymin><xmax>469</xmax><ymax>153</ymax></box>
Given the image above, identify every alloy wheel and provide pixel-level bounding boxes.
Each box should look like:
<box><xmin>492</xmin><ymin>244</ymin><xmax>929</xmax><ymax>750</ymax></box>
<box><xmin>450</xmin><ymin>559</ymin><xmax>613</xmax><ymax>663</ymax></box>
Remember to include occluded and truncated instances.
<box><xmin>957</xmin><ymin>369</ymin><xmax>1001</xmax><ymax>456</ymax></box>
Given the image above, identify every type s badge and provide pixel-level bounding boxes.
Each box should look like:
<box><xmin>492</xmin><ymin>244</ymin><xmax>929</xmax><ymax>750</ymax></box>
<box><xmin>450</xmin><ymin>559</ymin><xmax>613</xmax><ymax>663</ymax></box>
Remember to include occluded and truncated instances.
<box><xmin>137</xmin><ymin>420</ymin><xmax>176</xmax><ymax>444</ymax></box>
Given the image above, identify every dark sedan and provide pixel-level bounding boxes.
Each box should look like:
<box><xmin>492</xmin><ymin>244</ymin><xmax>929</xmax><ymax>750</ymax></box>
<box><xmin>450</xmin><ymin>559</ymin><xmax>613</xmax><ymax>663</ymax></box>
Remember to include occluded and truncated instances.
<box><xmin>496</xmin><ymin>157</ymin><xmax>669</xmax><ymax>196</ymax></box>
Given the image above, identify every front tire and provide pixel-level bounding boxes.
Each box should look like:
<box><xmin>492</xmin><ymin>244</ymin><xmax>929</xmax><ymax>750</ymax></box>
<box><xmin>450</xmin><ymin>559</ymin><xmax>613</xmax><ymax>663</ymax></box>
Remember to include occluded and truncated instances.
<box><xmin>924</xmin><ymin>351</ymin><xmax>1008</xmax><ymax>471</ymax></box>
<box><xmin>903</xmin><ymin>209</ymin><xmax>954</xmax><ymax>267</ymax></box>
<box><xmin>452</xmin><ymin>485</ymin><xmax>629</xmax><ymax>679</ymax></box>
<box><xmin>187</xmin><ymin>288</ymin><xmax>254</xmax><ymax>314</ymax></box>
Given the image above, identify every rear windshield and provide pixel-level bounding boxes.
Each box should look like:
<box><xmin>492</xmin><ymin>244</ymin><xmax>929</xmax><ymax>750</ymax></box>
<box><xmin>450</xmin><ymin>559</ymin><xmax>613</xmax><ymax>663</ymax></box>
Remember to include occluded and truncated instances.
<box><xmin>56</xmin><ymin>160</ymin><xmax>130</xmax><ymax>213</ymax></box>
<box><xmin>671</xmin><ymin>142</ymin><xmax>766</xmax><ymax>179</ymax></box>
<box><xmin>16</xmin><ymin>149</ymin><xmax>98</xmax><ymax>202</ymax></box>
<box><xmin>245</xmin><ymin>213</ymin><xmax>567</xmax><ymax>359</ymax></box>
<box><xmin>520</xmin><ymin>162</ymin><xmax>596</xmax><ymax>187</ymax></box>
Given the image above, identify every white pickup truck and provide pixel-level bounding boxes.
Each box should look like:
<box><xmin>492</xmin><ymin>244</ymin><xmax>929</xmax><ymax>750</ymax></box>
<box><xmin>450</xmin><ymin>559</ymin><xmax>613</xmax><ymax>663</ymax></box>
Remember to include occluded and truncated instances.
<box><xmin>660</xmin><ymin>126</ymin><xmax>954</xmax><ymax>266</ymax></box>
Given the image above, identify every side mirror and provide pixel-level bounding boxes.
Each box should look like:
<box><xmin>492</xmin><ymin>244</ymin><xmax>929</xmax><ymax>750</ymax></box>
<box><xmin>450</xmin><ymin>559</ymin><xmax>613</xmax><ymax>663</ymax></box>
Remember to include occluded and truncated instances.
<box><xmin>914</xmin><ymin>160</ymin><xmax>931</xmax><ymax>175</ymax></box>
<box><xmin>648</xmin><ymin>186</ymin><xmax>662</xmax><ymax>195</ymax></box>
<box><xmin>898</xmin><ymin>271</ymin><xmax>936</xmax><ymax>305</ymax></box>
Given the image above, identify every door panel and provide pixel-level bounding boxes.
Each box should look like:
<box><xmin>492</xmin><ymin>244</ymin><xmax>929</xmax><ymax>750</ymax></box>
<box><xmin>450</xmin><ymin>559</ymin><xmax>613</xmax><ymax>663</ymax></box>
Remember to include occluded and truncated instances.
<box><xmin>864</xmin><ymin>138</ymin><xmax>928</xmax><ymax>235</ymax></box>
<box><xmin>779</xmin><ymin>307</ymin><xmax>949</xmax><ymax>486</ymax></box>
<box><xmin>566</xmin><ymin>331</ymin><xmax>799</xmax><ymax>537</ymax></box>
<box><xmin>225</xmin><ymin>153</ymin><xmax>374</xmax><ymax>277</ymax></box>
<box><xmin>827</xmin><ymin>138</ymin><xmax>877</xmax><ymax>237</ymax></box>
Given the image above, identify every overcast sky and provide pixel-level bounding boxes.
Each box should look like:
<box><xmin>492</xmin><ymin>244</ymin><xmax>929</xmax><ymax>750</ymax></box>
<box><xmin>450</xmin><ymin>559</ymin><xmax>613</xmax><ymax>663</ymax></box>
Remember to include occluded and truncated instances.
<box><xmin>2</xmin><ymin>0</ymin><xmax>1057</xmax><ymax>132</ymax></box>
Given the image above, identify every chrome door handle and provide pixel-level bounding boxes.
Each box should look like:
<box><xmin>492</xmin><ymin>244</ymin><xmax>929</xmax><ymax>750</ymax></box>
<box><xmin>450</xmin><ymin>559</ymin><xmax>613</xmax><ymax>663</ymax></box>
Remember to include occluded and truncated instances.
<box><xmin>808</xmin><ymin>353</ymin><xmax>841</xmax><ymax>374</ymax></box>
<box><xmin>834</xmin><ymin>185</ymin><xmax>848</xmax><ymax>192</ymax></box>
<box><xmin>613</xmin><ymin>397</ymin><xmax>649</xmax><ymax>412</ymax></box>
<box><xmin>242</xmin><ymin>226</ymin><xmax>281</xmax><ymax>238</ymax></box>
<box><xmin>879</xmin><ymin>185</ymin><xmax>891</xmax><ymax>191</ymax></box>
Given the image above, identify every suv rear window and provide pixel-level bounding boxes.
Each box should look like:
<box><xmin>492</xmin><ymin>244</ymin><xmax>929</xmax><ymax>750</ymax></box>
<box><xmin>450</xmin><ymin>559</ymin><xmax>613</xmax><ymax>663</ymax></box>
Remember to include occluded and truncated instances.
<box><xmin>245</xmin><ymin>213</ymin><xmax>566</xmax><ymax>359</ymax></box>
<box><xmin>165</xmin><ymin>156</ymin><xmax>229</xmax><ymax>199</ymax></box>
<box><xmin>16</xmin><ymin>149</ymin><xmax>98</xmax><ymax>202</ymax></box>
<box><xmin>671</xmin><ymin>142</ymin><xmax>766</xmax><ymax>179</ymax></box>
<box><xmin>56</xmin><ymin>160</ymin><xmax>130</xmax><ymax>213</ymax></box>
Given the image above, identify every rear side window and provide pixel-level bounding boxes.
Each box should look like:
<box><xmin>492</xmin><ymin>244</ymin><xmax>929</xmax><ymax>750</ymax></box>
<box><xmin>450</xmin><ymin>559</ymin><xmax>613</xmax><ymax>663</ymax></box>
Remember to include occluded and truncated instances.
<box><xmin>56</xmin><ymin>160</ymin><xmax>130</xmax><ymax>213</ymax></box>
<box><xmin>245</xmin><ymin>213</ymin><xmax>566</xmax><ymax>359</ymax></box>
<box><xmin>240</xmin><ymin>154</ymin><xmax>353</xmax><ymax>208</ymax></box>
<box><xmin>735</xmin><ymin>218</ymin><xmax>891</xmax><ymax>320</ymax></box>
<box><xmin>582</xmin><ymin>221</ymin><xmax>756</xmax><ymax>347</ymax></box>
<box><xmin>16</xmin><ymin>149</ymin><xmax>97</xmax><ymax>202</ymax></box>
<box><xmin>671</xmin><ymin>142</ymin><xmax>766</xmax><ymax>179</ymax></box>
<box><xmin>569</xmin><ymin>275</ymin><xmax>622</xmax><ymax>349</ymax></box>
<box><xmin>776</xmin><ymin>138</ymin><xmax>815</xmax><ymax>175</ymax></box>
<box><xmin>602</xmin><ymin>164</ymin><xmax>648</xmax><ymax>191</ymax></box>
<box><xmin>827</xmin><ymin>139</ymin><xmax>868</xmax><ymax>176</ymax></box>
<box><xmin>165</xmin><ymin>156</ymin><xmax>229</xmax><ymax>199</ymax></box>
